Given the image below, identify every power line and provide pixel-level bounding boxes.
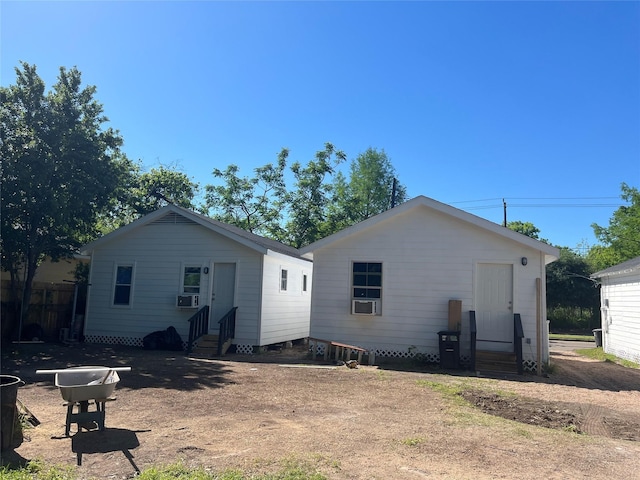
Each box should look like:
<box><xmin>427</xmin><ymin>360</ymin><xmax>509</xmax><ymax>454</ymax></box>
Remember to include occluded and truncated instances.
<box><xmin>506</xmin><ymin>196</ymin><xmax>619</xmax><ymax>200</ymax></box>
<box><xmin>450</xmin><ymin>196</ymin><xmax>621</xmax><ymax>203</ymax></box>
<box><xmin>463</xmin><ymin>203</ymin><xmax>625</xmax><ymax>211</ymax></box>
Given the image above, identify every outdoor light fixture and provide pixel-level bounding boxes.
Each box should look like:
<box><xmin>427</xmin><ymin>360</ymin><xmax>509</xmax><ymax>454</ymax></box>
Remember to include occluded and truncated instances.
<box><xmin>521</xmin><ymin>257</ymin><xmax>528</xmax><ymax>266</ymax></box>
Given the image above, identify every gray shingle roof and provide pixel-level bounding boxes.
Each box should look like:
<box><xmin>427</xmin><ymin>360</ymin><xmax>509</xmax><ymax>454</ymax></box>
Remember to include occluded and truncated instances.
<box><xmin>591</xmin><ymin>256</ymin><xmax>640</xmax><ymax>278</ymax></box>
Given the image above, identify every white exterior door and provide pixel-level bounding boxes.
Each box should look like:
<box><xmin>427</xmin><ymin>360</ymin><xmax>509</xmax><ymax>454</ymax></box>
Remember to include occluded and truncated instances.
<box><xmin>209</xmin><ymin>263</ymin><xmax>236</xmax><ymax>332</ymax></box>
<box><xmin>476</xmin><ymin>263</ymin><xmax>514</xmax><ymax>352</ymax></box>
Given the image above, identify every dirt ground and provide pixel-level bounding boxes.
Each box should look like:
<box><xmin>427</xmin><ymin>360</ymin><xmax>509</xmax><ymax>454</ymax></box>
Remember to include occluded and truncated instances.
<box><xmin>2</xmin><ymin>341</ymin><xmax>640</xmax><ymax>479</ymax></box>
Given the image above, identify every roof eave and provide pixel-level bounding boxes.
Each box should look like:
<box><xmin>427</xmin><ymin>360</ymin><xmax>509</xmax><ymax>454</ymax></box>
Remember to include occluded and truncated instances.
<box><xmin>300</xmin><ymin>195</ymin><xmax>560</xmax><ymax>260</ymax></box>
<box><xmin>81</xmin><ymin>204</ymin><xmax>269</xmax><ymax>256</ymax></box>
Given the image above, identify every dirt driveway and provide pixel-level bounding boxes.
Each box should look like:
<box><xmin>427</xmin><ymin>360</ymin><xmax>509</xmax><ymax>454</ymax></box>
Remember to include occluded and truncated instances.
<box><xmin>2</xmin><ymin>342</ymin><xmax>640</xmax><ymax>479</ymax></box>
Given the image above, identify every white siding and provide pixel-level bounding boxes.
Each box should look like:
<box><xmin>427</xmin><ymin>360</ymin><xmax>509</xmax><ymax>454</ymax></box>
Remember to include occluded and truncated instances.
<box><xmin>600</xmin><ymin>271</ymin><xmax>640</xmax><ymax>364</ymax></box>
<box><xmin>310</xmin><ymin>206</ymin><xmax>547</xmax><ymax>363</ymax></box>
<box><xmin>259</xmin><ymin>252</ymin><xmax>312</xmax><ymax>345</ymax></box>
<box><xmin>85</xmin><ymin>222</ymin><xmax>263</xmax><ymax>346</ymax></box>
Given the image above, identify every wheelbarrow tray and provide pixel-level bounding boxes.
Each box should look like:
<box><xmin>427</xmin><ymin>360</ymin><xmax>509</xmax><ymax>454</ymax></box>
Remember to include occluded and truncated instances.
<box><xmin>54</xmin><ymin>367</ymin><xmax>120</xmax><ymax>403</ymax></box>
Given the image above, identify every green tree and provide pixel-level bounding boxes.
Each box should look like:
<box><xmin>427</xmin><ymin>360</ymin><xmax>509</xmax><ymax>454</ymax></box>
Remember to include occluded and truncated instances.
<box><xmin>98</xmin><ymin>164</ymin><xmax>199</xmax><ymax>233</ymax></box>
<box><xmin>284</xmin><ymin>143</ymin><xmax>346</xmax><ymax>247</ymax></box>
<box><xmin>546</xmin><ymin>247</ymin><xmax>599</xmax><ymax>331</ymax></box>
<box><xmin>204</xmin><ymin>143</ymin><xmax>346</xmax><ymax>247</ymax></box>
<box><xmin>327</xmin><ymin>148</ymin><xmax>406</xmax><ymax>232</ymax></box>
<box><xmin>506</xmin><ymin>220</ymin><xmax>549</xmax><ymax>243</ymax></box>
<box><xmin>204</xmin><ymin>144</ymin><xmax>413</xmax><ymax>248</ymax></box>
<box><xmin>0</xmin><ymin>62</ymin><xmax>126</xmax><ymax>335</ymax></box>
<box><xmin>204</xmin><ymin>149</ymin><xmax>288</xmax><ymax>239</ymax></box>
<box><xmin>590</xmin><ymin>183</ymin><xmax>640</xmax><ymax>270</ymax></box>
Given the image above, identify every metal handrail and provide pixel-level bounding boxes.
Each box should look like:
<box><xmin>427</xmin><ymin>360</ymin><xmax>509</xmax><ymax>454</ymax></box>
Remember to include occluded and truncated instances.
<box><xmin>514</xmin><ymin>313</ymin><xmax>524</xmax><ymax>375</ymax></box>
<box><xmin>217</xmin><ymin>307</ymin><xmax>237</xmax><ymax>355</ymax></box>
<box><xmin>186</xmin><ymin>305</ymin><xmax>210</xmax><ymax>353</ymax></box>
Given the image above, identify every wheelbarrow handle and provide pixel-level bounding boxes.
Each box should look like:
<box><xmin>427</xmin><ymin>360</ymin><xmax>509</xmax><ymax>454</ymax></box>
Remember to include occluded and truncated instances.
<box><xmin>35</xmin><ymin>367</ymin><xmax>132</xmax><ymax>374</ymax></box>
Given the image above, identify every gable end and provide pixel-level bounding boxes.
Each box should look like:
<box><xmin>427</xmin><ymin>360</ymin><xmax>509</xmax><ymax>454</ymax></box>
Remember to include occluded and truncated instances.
<box><xmin>147</xmin><ymin>212</ymin><xmax>198</xmax><ymax>226</ymax></box>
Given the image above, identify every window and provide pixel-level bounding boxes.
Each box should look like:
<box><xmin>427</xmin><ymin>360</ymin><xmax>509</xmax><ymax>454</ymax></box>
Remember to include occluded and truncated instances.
<box><xmin>113</xmin><ymin>264</ymin><xmax>133</xmax><ymax>305</ymax></box>
<box><xmin>183</xmin><ymin>266</ymin><xmax>202</xmax><ymax>294</ymax></box>
<box><xmin>352</xmin><ymin>262</ymin><xmax>382</xmax><ymax>299</ymax></box>
<box><xmin>280</xmin><ymin>269</ymin><xmax>288</xmax><ymax>291</ymax></box>
<box><xmin>303</xmin><ymin>274</ymin><xmax>308</xmax><ymax>292</ymax></box>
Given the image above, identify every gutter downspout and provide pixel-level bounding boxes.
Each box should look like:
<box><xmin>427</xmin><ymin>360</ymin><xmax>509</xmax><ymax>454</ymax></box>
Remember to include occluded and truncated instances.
<box><xmin>536</xmin><ymin>277</ymin><xmax>542</xmax><ymax>376</ymax></box>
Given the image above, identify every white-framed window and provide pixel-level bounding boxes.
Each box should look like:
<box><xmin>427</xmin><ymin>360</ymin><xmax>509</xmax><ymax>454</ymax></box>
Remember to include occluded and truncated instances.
<box><xmin>113</xmin><ymin>263</ymin><xmax>135</xmax><ymax>306</ymax></box>
<box><xmin>182</xmin><ymin>265</ymin><xmax>202</xmax><ymax>294</ymax></box>
<box><xmin>280</xmin><ymin>268</ymin><xmax>288</xmax><ymax>291</ymax></box>
<box><xmin>302</xmin><ymin>274</ymin><xmax>308</xmax><ymax>292</ymax></box>
<box><xmin>352</xmin><ymin>262</ymin><xmax>382</xmax><ymax>299</ymax></box>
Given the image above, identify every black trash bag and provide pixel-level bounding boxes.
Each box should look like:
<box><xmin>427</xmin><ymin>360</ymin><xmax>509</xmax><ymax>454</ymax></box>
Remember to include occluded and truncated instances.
<box><xmin>163</xmin><ymin>326</ymin><xmax>183</xmax><ymax>351</ymax></box>
<box><xmin>21</xmin><ymin>323</ymin><xmax>44</xmax><ymax>341</ymax></box>
<box><xmin>143</xmin><ymin>326</ymin><xmax>183</xmax><ymax>351</ymax></box>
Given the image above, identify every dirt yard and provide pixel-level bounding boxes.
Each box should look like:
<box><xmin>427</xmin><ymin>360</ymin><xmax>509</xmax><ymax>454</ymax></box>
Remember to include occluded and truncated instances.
<box><xmin>2</xmin><ymin>342</ymin><xmax>640</xmax><ymax>479</ymax></box>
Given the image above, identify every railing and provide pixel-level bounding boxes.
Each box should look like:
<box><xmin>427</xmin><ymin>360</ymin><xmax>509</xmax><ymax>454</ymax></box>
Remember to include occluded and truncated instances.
<box><xmin>514</xmin><ymin>313</ymin><xmax>524</xmax><ymax>375</ymax></box>
<box><xmin>469</xmin><ymin>310</ymin><xmax>477</xmax><ymax>371</ymax></box>
<box><xmin>186</xmin><ymin>305</ymin><xmax>210</xmax><ymax>353</ymax></box>
<box><xmin>218</xmin><ymin>307</ymin><xmax>237</xmax><ymax>355</ymax></box>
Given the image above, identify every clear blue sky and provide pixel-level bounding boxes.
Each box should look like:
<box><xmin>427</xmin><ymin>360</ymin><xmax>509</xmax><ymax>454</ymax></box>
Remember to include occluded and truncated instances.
<box><xmin>2</xmin><ymin>1</ymin><xmax>639</xmax><ymax>250</ymax></box>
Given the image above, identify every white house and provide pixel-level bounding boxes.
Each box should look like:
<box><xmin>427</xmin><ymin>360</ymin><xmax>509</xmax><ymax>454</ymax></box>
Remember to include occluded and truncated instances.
<box><xmin>299</xmin><ymin>196</ymin><xmax>559</xmax><ymax>373</ymax></box>
<box><xmin>80</xmin><ymin>205</ymin><xmax>312</xmax><ymax>353</ymax></box>
<box><xmin>591</xmin><ymin>256</ymin><xmax>640</xmax><ymax>364</ymax></box>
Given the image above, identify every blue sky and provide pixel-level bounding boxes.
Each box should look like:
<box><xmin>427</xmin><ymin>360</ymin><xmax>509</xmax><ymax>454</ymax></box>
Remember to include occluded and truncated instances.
<box><xmin>2</xmin><ymin>1</ymin><xmax>639</xmax><ymax>250</ymax></box>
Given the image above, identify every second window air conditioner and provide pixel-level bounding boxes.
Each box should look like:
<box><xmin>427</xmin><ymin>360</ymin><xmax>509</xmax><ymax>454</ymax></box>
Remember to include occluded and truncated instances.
<box><xmin>352</xmin><ymin>299</ymin><xmax>378</xmax><ymax>315</ymax></box>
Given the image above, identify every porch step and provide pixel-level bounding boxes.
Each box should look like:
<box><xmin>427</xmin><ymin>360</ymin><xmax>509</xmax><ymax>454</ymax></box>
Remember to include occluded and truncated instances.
<box><xmin>191</xmin><ymin>335</ymin><xmax>219</xmax><ymax>357</ymax></box>
<box><xmin>190</xmin><ymin>334</ymin><xmax>234</xmax><ymax>357</ymax></box>
<box><xmin>475</xmin><ymin>350</ymin><xmax>518</xmax><ymax>374</ymax></box>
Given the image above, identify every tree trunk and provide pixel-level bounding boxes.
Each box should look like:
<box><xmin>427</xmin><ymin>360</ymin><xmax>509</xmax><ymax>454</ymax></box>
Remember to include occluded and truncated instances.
<box><xmin>18</xmin><ymin>251</ymin><xmax>40</xmax><ymax>340</ymax></box>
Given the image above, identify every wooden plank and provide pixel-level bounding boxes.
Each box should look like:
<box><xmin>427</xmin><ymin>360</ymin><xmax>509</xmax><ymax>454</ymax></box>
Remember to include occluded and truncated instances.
<box><xmin>448</xmin><ymin>299</ymin><xmax>462</xmax><ymax>331</ymax></box>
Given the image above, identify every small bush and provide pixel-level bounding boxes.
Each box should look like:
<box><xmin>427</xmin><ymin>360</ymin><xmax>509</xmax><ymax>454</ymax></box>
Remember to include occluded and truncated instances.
<box><xmin>548</xmin><ymin>306</ymin><xmax>598</xmax><ymax>333</ymax></box>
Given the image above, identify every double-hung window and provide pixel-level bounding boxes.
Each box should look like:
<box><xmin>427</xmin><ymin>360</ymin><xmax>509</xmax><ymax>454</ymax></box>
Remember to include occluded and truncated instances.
<box><xmin>280</xmin><ymin>269</ymin><xmax>288</xmax><ymax>292</ymax></box>
<box><xmin>182</xmin><ymin>266</ymin><xmax>202</xmax><ymax>294</ymax></box>
<box><xmin>352</xmin><ymin>262</ymin><xmax>382</xmax><ymax>299</ymax></box>
<box><xmin>113</xmin><ymin>264</ymin><xmax>134</xmax><ymax>306</ymax></box>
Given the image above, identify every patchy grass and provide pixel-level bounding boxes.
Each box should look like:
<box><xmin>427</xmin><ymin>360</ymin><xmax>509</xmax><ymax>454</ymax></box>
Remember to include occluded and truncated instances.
<box><xmin>576</xmin><ymin>347</ymin><xmax>640</xmax><ymax>369</ymax></box>
<box><xmin>400</xmin><ymin>437</ymin><xmax>427</xmax><ymax>447</ymax></box>
<box><xmin>549</xmin><ymin>333</ymin><xmax>595</xmax><ymax>342</ymax></box>
<box><xmin>0</xmin><ymin>459</ymin><xmax>76</xmax><ymax>480</ymax></box>
<box><xmin>415</xmin><ymin>379</ymin><xmax>468</xmax><ymax>405</ymax></box>
<box><xmin>0</xmin><ymin>459</ymin><xmax>328</xmax><ymax>480</ymax></box>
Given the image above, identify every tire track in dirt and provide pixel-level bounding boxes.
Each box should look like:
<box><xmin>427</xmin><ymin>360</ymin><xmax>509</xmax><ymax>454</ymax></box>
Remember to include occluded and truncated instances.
<box><xmin>550</xmin><ymin>351</ymin><xmax>632</xmax><ymax>391</ymax></box>
<box><xmin>579</xmin><ymin>403</ymin><xmax>610</xmax><ymax>437</ymax></box>
<box><xmin>549</xmin><ymin>351</ymin><xmax>640</xmax><ymax>440</ymax></box>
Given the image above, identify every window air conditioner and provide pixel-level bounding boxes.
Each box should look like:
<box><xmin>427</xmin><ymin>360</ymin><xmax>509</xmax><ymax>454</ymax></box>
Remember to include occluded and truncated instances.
<box><xmin>352</xmin><ymin>299</ymin><xmax>378</xmax><ymax>315</ymax></box>
<box><xmin>176</xmin><ymin>294</ymin><xmax>199</xmax><ymax>308</ymax></box>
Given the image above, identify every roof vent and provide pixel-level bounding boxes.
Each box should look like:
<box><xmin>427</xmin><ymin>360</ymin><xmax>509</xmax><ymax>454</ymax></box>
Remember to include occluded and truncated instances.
<box><xmin>149</xmin><ymin>212</ymin><xmax>196</xmax><ymax>225</ymax></box>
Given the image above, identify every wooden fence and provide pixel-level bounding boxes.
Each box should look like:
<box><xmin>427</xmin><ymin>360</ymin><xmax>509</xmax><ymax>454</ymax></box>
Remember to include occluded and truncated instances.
<box><xmin>1</xmin><ymin>280</ymin><xmax>78</xmax><ymax>341</ymax></box>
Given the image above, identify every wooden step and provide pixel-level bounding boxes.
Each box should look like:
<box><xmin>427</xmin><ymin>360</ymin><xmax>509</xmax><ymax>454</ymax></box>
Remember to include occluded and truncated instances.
<box><xmin>475</xmin><ymin>350</ymin><xmax>518</xmax><ymax>374</ymax></box>
<box><xmin>190</xmin><ymin>335</ymin><xmax>218</xmax><ymax>357</ymax></box>
<box><xmin>190</xmin><ymin>334</ymin><xmax>234</xmax><ymax>357</ymax></box>
<box><xmin>196</xmin><ymin>334</ymin><xmax>219</xmax><ymax>349</ymax></box>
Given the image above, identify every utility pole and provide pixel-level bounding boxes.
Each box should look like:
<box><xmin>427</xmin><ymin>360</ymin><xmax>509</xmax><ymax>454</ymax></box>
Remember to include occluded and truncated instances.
<box><xmin>502</xmin><ymin>198</ymin><xmax>507</xmax><ymax>227</ymax></box>
<box><xmin>390</xmin><ymin>178</ymin><xmax>397</xmax><ymax>208</ymax></box>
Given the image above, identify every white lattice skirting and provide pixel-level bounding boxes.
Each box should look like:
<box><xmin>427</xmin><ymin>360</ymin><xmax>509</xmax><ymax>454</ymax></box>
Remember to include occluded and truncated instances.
<box><xmin>84</xmin><ymin>335</ymin><xmax>189</xmax><ymax>350</ymax></box>
<box><xmin>83</xmin><ymin>335</ymin><xmax>540</xmax><ymax>372</ymax></box>
<box><xmin>235</xmin><ymin>344</ymin><xmax>255</xmax><ymax>354</ymax></box>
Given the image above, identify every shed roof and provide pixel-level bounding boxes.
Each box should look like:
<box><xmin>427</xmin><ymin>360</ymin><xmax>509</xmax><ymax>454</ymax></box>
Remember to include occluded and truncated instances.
<box><xmin>81</xmin><ymin>204</ymin><xmax>309</xmax><ymax>261</ymax></box>
<box><xmin>591</xmin><ymin>256</ymin><xmax>640</xmax><ymax>279</ymax></box>
<box><xmin>299</xmin><ymin>195</ymin><xmax>559</xmax><ymax>263</ymax></box>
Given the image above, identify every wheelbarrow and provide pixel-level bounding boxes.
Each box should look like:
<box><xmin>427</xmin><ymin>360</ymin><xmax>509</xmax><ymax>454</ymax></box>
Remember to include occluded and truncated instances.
<box><xmin>36</xmin><ymin>366</ymin><xmax>131</xmax><ymax>436</ymax></box>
